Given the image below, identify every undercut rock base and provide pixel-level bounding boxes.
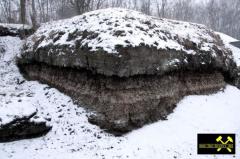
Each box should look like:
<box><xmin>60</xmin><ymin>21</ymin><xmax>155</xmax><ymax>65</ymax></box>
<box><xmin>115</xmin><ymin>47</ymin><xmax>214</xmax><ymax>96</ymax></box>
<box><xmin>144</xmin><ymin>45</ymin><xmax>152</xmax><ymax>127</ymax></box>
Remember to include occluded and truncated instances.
<box><xmin>18</xmin><ymin>62</ymin><xmax>225</xmax><ymax>134</ymax></box>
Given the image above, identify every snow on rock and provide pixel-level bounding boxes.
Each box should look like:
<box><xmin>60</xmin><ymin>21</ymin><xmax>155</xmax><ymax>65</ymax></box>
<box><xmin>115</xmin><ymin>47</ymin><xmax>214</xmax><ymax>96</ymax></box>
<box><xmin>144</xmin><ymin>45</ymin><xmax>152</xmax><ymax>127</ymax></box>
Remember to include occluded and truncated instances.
<box><xmin>0</xmin><ymin>23</ymin><xmax>33</xmax><ymax>38</ymax></box>
<box><xmin>217</xmin><ymin>32</ymin><xmax>240</xmax><ymax>67</ymax></box>
<box><xmin>25</xmin><ymin>8</ymin><xmax>223</xmax><ymax>54</ymax></box>
<box><xmin>20</xmin><ymin>8</ymin><xmax>234</xmax><ymax>78</ymax></box>
<box><xmin>0</xmin><ymin>100</ymin><xmax>37</xmax><ymax>126</ymax></box>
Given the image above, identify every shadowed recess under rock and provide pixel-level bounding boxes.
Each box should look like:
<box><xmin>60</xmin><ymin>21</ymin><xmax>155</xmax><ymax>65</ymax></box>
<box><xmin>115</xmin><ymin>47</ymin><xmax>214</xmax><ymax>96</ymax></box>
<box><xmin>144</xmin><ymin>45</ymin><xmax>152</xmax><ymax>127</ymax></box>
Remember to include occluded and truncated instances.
<box><xmin>18</xmin><ymin>62</ymin><xmax>225</xmax><ymax>134</ymax></box>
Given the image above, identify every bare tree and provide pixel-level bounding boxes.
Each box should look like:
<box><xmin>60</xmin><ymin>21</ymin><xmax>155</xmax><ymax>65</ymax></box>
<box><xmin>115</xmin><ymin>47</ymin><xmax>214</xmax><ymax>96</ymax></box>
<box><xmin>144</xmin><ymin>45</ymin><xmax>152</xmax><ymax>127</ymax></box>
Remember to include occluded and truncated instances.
<box><xmin>30</xmin><ymin>0</ymin><xmax>37</xmax><ymax>28</ymax></box>
<box><xmin>207</xmin><ymin>0</ymin><xmax>220</xmax><ymax>30</ymax></box>
<box><xmin>140</xmin><ymin>0</ymin><xmax>151</xmax><ymax>15</ymax></box>
<box><xmin>156</xmin><ymin>0</ymin><xmax>167</xmax><ymax>18</ymax></box>
<box><xmin>161</xmin><ymin>0</ymin><xmax>167</xmax><ymax>18</ymax></box>
<box><xmin>20</xmin><ymin>0</ymin><xmax>26</xmax><ymax>24</ymax></box>
<box><xmin>172</xmin><ymin>0</ymin><xmax>193</xmax><ymax>21</ymax></box>
<box><xmin>0</xmin><ymin>0</ymin><xmax>16</xmax><ymax>23</ymax></box>
<box><xmin>132</xmin><ymin>0</ymin><xmax>138</xmax><ymax>10</ymax></box>
<box><xmin>111</xmin><ymin>0</ymin><xmax>124</xmax><ymax>7</ymax></box>
<box><xmin>96</xmin><ymin>0</ymin><xmax>105</xmax><ymax>9</ymax></box>
<box><xmin>69</xmin><ymin>0</ymin><xmax>92</xmax><ymax>15</ymax></box>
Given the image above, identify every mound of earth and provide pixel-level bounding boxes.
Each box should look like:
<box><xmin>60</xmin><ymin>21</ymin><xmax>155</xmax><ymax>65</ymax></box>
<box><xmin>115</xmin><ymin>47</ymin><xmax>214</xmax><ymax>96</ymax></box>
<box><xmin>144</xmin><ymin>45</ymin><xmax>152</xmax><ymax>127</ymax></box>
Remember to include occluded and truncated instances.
<box><xmin>17</xmin><ymin>8</ymin><xmax>238</xmax><ymax>134</ymax></box>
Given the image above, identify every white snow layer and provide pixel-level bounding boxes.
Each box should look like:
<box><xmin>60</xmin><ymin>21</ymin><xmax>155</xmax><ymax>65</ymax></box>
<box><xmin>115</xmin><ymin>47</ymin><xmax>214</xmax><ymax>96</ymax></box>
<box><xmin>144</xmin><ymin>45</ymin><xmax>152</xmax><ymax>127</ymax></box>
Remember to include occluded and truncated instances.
<box><xmin>25</xmin><ymin>8</ymin><xmax>219</xmax><ymax>54</ymax></box>
<box><xmin>0</xmin><ymin>35</ymin><xmax>240</xmax><ymax>159</ymax></box>
<box><xmin>217</xmin><ymin>32</ymin><xmax>240</xmax><ymax>66</ymax></box>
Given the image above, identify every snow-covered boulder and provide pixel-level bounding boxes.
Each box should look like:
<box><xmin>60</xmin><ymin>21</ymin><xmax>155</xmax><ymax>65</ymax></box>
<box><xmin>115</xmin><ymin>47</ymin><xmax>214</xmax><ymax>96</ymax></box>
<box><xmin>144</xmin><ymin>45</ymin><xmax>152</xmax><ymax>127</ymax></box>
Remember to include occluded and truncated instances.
<box><xmin>0</xmin><ymin>23</ymin><xmax>33</xmax><ymax>38</ymax></box>
<box><xmin>19</xmin><ymin>8</ymin><xmax>235</xmax><ymax>77</ymax></box>
<box><xmin>0</xmin><ymin>106</ymin><xmax>51</xmax><ymax>142</ymax></box>
<box><xmin>17</xmin><ymin>9</ymin><xmax>237</xmax><ymax>133</ymax></box>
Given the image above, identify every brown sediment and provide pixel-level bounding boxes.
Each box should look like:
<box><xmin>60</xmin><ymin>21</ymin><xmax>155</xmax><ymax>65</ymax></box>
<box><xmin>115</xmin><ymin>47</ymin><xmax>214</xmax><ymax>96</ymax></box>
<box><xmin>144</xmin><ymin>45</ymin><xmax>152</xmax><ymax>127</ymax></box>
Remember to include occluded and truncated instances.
<box><xmin>18</xmin><ymin>62</ymin><xmax>225</xmax><ymax>134</ymax></box>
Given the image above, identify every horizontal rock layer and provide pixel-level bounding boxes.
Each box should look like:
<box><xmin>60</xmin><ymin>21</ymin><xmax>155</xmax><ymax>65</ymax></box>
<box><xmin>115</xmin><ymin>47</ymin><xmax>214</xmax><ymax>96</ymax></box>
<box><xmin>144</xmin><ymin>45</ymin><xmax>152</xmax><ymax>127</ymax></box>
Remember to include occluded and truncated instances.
<box><xmin>18</xmin><ymin>62</ymin><xmax>225</xmax><ymax>134</ymax></box>
<box><xmin>19</xmin><ymin>44</ymin><xmax>236</xmax><ymax>78</ymax></box>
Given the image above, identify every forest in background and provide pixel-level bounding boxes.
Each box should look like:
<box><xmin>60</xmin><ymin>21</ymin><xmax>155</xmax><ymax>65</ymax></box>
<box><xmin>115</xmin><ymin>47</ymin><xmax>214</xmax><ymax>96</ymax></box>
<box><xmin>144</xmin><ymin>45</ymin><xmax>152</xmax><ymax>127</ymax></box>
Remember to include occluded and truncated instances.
<box><xmin>0</xmin><ymin>0</ymin><xmax>240</xmax><ymax>39</ymax></box>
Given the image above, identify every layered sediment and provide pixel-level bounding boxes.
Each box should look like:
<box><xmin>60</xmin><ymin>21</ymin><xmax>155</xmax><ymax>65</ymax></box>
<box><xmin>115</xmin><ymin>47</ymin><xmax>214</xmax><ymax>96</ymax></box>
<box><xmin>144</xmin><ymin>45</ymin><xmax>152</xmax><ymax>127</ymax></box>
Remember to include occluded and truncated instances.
<box><xmin>19</xmin><ymin>62</ymin><xmax>225</xmax><ymax>133</ymax></box>
<box><xmin>17</xmin><ymin>8</ymin><xmax>237</xmax><ymax>134</ymax></box>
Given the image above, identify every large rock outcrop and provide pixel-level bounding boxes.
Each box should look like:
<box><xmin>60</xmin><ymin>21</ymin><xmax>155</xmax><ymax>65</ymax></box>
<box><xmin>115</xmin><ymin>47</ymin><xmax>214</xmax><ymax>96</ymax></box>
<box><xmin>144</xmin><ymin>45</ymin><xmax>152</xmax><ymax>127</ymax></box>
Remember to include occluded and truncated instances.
<box><xmin>18</xmin><ymin>8</ymin><xmax>237</xmax><ymax>134</ymax></box>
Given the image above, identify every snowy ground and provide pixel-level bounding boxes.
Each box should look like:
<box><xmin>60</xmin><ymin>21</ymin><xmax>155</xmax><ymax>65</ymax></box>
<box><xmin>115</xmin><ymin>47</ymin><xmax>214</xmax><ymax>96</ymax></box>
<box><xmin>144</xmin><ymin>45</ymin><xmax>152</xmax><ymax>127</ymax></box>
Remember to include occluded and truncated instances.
<box><xmin>217</xmin><ymin>32</ymin><xmax>240</xmax><ymax>66</ymax></box>
<box><xmin>0</xmin><ymin>35</ymin><xmax>240</xmax><ymax>159</ymax></box>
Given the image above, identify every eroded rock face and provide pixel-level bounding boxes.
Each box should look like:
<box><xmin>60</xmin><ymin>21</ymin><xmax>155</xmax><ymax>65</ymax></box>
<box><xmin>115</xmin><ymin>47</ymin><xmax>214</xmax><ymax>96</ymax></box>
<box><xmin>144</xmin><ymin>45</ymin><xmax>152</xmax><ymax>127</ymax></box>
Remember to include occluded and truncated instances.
<box><xmin>19</xmin><ymin>62</ymin><xmax>225</xmax><ymax>134</ymax></box>
<box><xmin>0</xmin><ymin>112</ymin><xmax>51</xmax><ymax>142</ymax></box>
<box><xmin>17</xmin><ymin>8</ymin><xmax>237</xmax><ymax>134</ymax></box>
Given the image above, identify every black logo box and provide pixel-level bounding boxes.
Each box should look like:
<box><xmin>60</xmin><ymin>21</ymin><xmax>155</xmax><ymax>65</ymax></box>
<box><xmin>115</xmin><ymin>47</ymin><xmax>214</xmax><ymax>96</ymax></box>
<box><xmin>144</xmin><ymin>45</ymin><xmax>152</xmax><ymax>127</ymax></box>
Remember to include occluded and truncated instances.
<box><xmin>197</xmin><ymin>134</ymin><xmax>235</xmax><ymax>155</ymax></box>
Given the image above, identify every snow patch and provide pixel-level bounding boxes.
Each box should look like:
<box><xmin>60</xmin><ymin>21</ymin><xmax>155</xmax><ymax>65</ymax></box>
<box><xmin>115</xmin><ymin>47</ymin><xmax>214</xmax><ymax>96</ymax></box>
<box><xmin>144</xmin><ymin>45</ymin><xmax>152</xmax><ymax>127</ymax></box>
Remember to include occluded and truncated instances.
<box><xmin>0</xmin><ymin>100</ymin><xmax>36</xmax><ymax>126</ymax></box>
<box><xmin>216</xmin><ymin>32</ymin><xmax>240</xmax><ymax>66</ymax></box>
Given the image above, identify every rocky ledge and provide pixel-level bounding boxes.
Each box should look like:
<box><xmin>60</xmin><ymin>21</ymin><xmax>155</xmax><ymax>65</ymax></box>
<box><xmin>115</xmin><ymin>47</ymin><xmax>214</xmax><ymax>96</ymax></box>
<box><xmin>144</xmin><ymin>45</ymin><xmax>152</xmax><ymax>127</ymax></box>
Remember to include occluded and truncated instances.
<box><xmin>0</xmin><ymin>23</ymin><xmax>33</xmax><ymax>38</ymax></box>
<box><xmin>0</xmin><ymin>111</ymin><xmax>51</xmax><ymax>142</ymax></box>
<box><xmin>0</xmin><ymin>98</ymin><xmax>51</xmax><ymax>143</ymax></box>
<box><xmin>17</xmin><ymin>8</ymin><xmax>238</xmax><ymax>134</ymax></box>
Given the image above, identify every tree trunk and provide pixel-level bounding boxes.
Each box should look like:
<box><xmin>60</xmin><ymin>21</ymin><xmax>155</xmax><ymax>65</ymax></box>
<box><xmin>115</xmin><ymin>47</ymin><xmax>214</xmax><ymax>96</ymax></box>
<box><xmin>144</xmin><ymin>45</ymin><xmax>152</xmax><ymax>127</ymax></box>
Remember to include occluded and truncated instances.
<box><xmin>161</xmin><ymin>0</ymin><xmax>167</xmax><ymax>18</ymax></box>
<box><xmin>20</xmin><ymin>0</ymin><xmax>26</xmax><ymax>24</ymax></box>
<box><xmin>31</xmin><ymin>0</ymin><xmax>37</xmax><ymax>29</ymax></box>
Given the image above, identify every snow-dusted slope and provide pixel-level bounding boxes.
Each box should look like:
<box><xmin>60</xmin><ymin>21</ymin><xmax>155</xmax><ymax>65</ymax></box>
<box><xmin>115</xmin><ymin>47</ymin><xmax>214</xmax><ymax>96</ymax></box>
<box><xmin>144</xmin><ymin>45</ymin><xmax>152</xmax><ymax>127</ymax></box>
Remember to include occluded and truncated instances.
<box><xmin>0</xmin><ymin>36</ymin><xmax>46</xmax><ymax>126</ymax></box>
<box><xmin>0</xmin><ymin>35</ymin><xmax>240</xmax><ymax>158</ymax></box>
<box><xmin>217</xmin><ymin>32</ymin><xmax>240</xmax><ymax>66</ymax></box>
<box><xmin>25</xmin><ymin>8</ymin><xmax>223</xmax><ymax>54</ymax></box>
